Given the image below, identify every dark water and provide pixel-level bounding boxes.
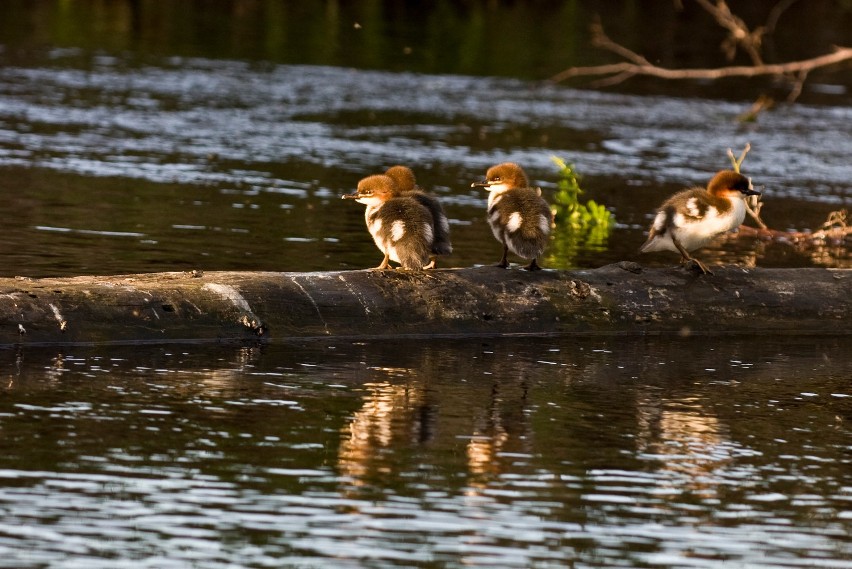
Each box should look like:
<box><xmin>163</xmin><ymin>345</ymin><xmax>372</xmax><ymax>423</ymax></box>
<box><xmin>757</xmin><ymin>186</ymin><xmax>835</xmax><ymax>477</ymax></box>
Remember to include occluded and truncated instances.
<box><xmin>0</xmin><ymin>2</ymin><xmax>851</xmax><ymax>276</ymax></box>
<box><xmin>0</xmin><ymin>2</ymin><xmax>851</xmax><ymax>567</ymax></box>
<box><xmin>1</xmin><ymin>336</ymin><xmax>851</xmax><ymax>568</ymax></box>
<box><xmin>0</xmin><ymin>59</ymin><xmax>849</xmax><ymax>276</ymax></box>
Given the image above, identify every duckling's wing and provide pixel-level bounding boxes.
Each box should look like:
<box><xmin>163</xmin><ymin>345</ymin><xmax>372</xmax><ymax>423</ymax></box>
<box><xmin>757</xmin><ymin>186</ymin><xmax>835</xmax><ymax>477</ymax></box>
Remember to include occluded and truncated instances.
<box><xmin>668</xmin><ymin>188</ymin><xmax>710</xmax><ymax>221</ymax></box>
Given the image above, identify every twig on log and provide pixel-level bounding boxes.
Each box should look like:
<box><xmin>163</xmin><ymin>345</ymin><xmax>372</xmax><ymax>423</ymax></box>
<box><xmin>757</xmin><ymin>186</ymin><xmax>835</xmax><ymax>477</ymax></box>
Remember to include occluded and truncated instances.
<box><xmin>720</xmin><ymin>140</ymin><xmax>848</xmax><ymax>264</ymax></box>
<box><xmin>725</xmin><ymin>143</ymin><xmax>767</xmax><ymax>229</ymax></box>
<box><xmin>745</xmin><ymin>196</ymin><xmax>767</xmax><ymax>230</ymax></box>
<box><xmin>822</xmin><ymin>210</ymin><xmax>848</xmax><ymax>232</ymax></box>
<box><xmin>733</xmin><ymin>221</ymin><xmax>851</xmax><ymax>260</ymax></box>
<box><xmin>727</xmin><ymin>209</ymin><xmax>851</xmax><ymax>269</ymax></box>
<box><xmin>726</xmin><ymin>143</ymin><xmax>751</xmax><ymax>172</ymax></box>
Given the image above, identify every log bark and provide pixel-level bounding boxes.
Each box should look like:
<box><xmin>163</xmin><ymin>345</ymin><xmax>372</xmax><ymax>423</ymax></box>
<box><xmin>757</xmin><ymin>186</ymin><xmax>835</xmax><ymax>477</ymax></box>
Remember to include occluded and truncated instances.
<box><xmin>1</xmin><ymin>264</ymin><xmax>849</xmax><ymax>346</ymax></box>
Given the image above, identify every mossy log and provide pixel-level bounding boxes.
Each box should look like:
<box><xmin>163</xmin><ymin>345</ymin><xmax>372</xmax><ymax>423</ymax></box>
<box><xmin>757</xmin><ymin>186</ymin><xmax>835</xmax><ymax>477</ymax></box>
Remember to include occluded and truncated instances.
<box><xmin>0</xmin><ymin>263</ymin><xmax>849</xmax><ymax>346</ymax></box>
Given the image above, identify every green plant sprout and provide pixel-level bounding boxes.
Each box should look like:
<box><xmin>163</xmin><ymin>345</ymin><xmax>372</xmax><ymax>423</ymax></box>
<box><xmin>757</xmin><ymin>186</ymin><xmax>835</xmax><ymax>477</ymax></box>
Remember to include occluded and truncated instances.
<box><xmin>546</xmin><ymin>156</ymin><xmax>616</xmax><ymax>268</ymax></box>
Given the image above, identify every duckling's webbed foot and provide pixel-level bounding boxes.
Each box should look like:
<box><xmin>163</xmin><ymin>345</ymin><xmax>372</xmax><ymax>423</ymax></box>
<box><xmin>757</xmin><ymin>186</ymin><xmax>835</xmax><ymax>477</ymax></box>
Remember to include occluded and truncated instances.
<box><xmin>374</xmin><ymin>254</ymin><xmax>391</xmax><ymax>270</ymax></box>
<box><xmin>673</xmin><ymin>237</ymin><xmax>712</xmax><ymax>275</ymax></box>
<box><xmin>683</xmin><ymin>257</ymin><xmax>713</xmax><ymax>275</ymax></box>
<box><xmin>523</xmin><ymin>258</ymin><xmax>542</xmax><ymax>271</ymax></box>
<box><xmin>496</xmin><ymin>245</ymin><xmax>510</xmax><ymax>269</ymax></box>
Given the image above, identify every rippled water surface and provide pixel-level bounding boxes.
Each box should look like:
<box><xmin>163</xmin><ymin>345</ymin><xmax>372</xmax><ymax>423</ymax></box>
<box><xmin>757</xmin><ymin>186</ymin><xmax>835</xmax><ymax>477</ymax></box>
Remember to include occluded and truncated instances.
<box><xmin>1</xmin><ymin>4</ymin><xmax>851</xmax><ymax>567</ymax></box>
<box><xmin>0</xmin><ymin>53</ymin><xmax>850</xmax><ymax>275</ymax></box>
<box><xmin>1</xmin><ymin>336</ymin><xmax>850</xmax><ymax>568</ymax></box>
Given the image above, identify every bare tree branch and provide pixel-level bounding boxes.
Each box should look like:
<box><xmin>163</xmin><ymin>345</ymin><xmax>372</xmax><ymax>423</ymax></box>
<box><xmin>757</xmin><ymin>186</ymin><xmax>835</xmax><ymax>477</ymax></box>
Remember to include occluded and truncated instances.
<box><xmin>736</xmin><ymin>94</ymin><xmax>774</xmax><ymax>122</ymax></box>
<box><xmin>765</xmin><ymin>0</ymin><xmax>799</xmax><ymax>34</ymax></box>
<box><xmin>587</xmin><ymin>70</ymin><xmax>639</xmax><ymax>89</ymax></box>
<box><xmin>550</xmin><ymin>44</ymin><xmax>852</xmax><ymax>86</ymax></box>
<box><xmin>550</xmin><ymin>1</ymin><xmax>851</xmax><ymax>103</ymax></box>
<box><xmin>694</xmin><ymin>0</ymin><xmax>765</xmax><ymax>64</ymax></box>
<box><xmin>786</xmin><ymin>69</ymin><xmax>808</xmax><ymax>102</ymax></box>
<box><xmin>589</xmin><ymin>19</ymin><xmax>651</xmax><ymax>66</ymax></box>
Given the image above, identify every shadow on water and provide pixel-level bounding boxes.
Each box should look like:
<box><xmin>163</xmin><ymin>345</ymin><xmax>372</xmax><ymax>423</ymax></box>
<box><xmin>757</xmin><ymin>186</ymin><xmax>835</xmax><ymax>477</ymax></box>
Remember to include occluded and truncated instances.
<box><xmin>0</xmin><ymin>335</ymin><xmax>850</xmax><ymax>567</ymax></box>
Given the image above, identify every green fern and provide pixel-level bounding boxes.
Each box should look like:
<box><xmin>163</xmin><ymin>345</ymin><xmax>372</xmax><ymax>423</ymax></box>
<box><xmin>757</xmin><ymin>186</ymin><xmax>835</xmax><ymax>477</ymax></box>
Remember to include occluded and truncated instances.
<box><xmin>546</xmin><ymin>156</ymin><xmax>615</xmax><ymax>267</ymax></box>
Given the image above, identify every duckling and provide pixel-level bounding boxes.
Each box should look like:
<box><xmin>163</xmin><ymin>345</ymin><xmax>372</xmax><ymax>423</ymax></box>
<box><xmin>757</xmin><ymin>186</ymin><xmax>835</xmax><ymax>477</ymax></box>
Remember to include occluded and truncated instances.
<box><xmin>472</xmin><ymin>162</ymin><xmax>551</xmax><ymax>270</ymax></box>
<box><xmin>342</xmin><ymin>174</ymin><xmax>434</xmax><ymax>270</ymax></box>
<box><xmin>385</xmin><ymin>165</ymin><xmax>452</xmax><ymax>269</ymax></box>
<box><xmin>640</xmin><ymin>170</ymin><xmax>762</xmax><ymax>274</ymax></box>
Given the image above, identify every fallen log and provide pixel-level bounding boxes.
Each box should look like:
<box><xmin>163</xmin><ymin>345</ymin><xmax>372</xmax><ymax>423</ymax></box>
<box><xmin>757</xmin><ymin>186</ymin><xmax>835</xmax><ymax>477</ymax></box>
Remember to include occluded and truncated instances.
<box><xmin>0</xmin><ymin>263</ymin><xmax>849</xmax><ymax>346</ymax></box>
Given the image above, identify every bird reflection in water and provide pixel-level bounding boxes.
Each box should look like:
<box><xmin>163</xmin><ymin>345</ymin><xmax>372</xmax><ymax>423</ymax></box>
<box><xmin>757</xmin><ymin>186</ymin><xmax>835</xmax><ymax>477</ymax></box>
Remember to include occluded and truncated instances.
<box><xmin>637</xmin><ymin>393</ymin><xmax>731</xmax><ymax>499</ymax></box>
<box><xmin>337</xmin><ymin>368</ymin><xmax>433</xmax><ymax>486</ymax></box>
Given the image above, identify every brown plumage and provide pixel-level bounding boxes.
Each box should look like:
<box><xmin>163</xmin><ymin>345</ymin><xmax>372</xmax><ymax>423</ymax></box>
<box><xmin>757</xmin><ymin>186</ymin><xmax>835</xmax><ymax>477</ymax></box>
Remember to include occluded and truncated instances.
<box><xmin>384</xmin><ymin>165</ymin><xmax>452</xmax><ymax>268</ymax></box>
<box><xmin>640</xmin><ymin>170</ymin><xmax>762</xmax><ymax>274</ymax></box>
<box><xmin>472</xmin><ymin>162</ymin><xmax>551</xmax><ymax>271</ymax></box>
<box><xmin>342</xmin><ymin>174</ymin><xmax>434</xmax><ymax>270</ymax></box>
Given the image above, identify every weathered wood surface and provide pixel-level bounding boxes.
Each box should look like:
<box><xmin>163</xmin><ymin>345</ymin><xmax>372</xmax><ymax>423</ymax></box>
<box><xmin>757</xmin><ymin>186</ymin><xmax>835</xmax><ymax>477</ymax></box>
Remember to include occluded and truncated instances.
<box><xmin>0</xmin><ymin>263</ymin><xmax>849</xmax><ymax>346</ymax></box>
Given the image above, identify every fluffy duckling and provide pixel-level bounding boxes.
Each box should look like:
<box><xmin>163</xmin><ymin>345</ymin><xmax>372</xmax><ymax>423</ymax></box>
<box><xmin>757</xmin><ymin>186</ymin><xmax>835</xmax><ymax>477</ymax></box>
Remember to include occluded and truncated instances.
<box><xmin>384</xmin><ymin>165</ymin><xmax>452</xmax><ymax>268</ymax></box>
<box><xmin>471</xmin><ymin>162</ymin><xmax>551</xmax><ymax>270</ymax></box>
<box><xmin>342</xmin><ymin>174</ymin><xmax>434</xmax><ymax>270</ymax></box>
<box><xmin>640</xmin><ymin>170</ymin><xmax>762</xmax><ymax>274</ymax></box>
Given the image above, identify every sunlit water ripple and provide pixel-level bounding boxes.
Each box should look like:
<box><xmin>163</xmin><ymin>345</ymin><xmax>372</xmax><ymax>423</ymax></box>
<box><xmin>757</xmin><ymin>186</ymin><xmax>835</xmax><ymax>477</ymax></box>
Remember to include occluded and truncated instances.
<box><xmin>0</xmin><ymin>337</ymin><xmax>850</xmax><ymax>568</ymax></box>
<box><xmin>1</xmin><ymin>56</ymin><xmax>850</xmax><ymax>203</ymax></box>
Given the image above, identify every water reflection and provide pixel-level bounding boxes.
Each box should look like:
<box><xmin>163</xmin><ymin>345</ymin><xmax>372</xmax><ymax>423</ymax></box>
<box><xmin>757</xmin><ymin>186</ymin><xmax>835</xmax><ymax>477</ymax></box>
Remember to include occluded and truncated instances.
<box><xmin>0</xmin><ymin>3</ymin><xmax>850</xmax><ymax>565</ymax></box>
<box><xmin>339</xmin><ymin>374</ymin><xmax>423</xmax><ymax>486</ymax></box>
<box><xmin>0</xmin><ymin>336</ymin><xmax>850</xmax><ymax>566</ymax></box>
<box><xmin>637</xmin><ymin>392</ymin><xmax>730</xmax><ymax>499</ymax></box>
<box><xmin>465</xmin><ymin>385</ymin><xmax>514</xmax><ymax>482</ymax></box>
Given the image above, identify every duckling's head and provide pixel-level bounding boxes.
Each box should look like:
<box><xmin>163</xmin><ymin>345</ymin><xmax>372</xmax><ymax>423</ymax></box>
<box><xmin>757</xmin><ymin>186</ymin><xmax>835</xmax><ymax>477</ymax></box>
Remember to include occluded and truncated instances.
<box><xmin>384</xmin><ymin>165</ymin><xmax>417</xmax><ymax>194</ymax></box>
<box><xmin>342</xmin><ymin>175</ymin><xmax>398</xmax><ymax>206</ymax></box>
<box><xmin>471</xmin><ymin>162</ymin><xmax>529</xmax><ymax>193</ymax></box>
<box><xmin>707</xmin><ymin>170</ymin><xmax>761</xmax><ymax>198</ymax></box>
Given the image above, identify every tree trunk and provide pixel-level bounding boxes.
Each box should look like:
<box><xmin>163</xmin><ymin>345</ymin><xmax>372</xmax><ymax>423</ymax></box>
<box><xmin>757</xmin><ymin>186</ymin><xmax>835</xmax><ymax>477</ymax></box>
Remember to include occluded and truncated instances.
<box><xmin>1</xmin><ymin>263</ymin><xmax>849</xmax><ymax>345</ymax></box>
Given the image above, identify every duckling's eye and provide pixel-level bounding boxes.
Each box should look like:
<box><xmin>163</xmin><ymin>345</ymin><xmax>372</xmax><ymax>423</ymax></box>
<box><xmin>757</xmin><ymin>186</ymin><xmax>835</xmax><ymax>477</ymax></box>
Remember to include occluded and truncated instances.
<box><xmin>491</xmin><ymin>177</ymin><xmax>501</xmax><ymax>182</ymax></box>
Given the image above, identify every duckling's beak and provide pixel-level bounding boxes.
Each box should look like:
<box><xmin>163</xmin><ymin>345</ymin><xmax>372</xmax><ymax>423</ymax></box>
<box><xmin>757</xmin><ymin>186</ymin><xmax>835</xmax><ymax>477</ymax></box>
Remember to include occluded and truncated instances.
<box><xmin>740</xmin><ymin>178</ymin><xmax>762</xmax><ymax>197</ymax></box>
<box><xmin>471</xmin><ymin>180</ymin><xmax>491</xmax><ymax>189</ymax></box>
<box><xmin>342</xmin><ymin>189</ymin><xmax>376</xmax><ymax>200</ymax></box>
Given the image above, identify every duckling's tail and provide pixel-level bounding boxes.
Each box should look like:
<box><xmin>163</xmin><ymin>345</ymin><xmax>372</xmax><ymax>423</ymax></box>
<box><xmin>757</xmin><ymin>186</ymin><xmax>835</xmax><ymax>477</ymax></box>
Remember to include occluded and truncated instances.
<box><xmin>396</xmin><ymin>236</ymin><xmax>432</xmax><ymax>270</ymax></box>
